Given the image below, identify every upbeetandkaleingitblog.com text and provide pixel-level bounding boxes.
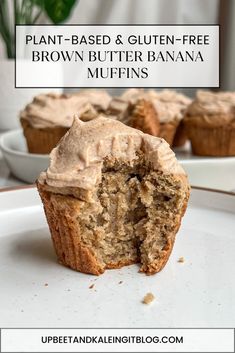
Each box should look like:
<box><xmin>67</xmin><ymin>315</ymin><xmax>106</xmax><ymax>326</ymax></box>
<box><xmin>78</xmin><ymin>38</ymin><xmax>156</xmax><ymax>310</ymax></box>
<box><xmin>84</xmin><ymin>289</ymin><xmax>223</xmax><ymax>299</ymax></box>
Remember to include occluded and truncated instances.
<box><xmin>25</xmin><ymin>34</ymin><xmax>210</xmax><ymax>79</ymax></box>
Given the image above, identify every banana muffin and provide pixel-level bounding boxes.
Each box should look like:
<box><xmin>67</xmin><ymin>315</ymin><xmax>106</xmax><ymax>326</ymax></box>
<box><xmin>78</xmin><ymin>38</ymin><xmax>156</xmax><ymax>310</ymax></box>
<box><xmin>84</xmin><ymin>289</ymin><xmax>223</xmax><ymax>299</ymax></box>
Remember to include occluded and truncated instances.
<box><xmin>184</xmin><ymin>90</ymin><xmax>235</xmax><ymax>156</ymax></box>
<box><xmin>73</xmin><ymin>89</ymin><xmax>111</xmax><ymax>112</ymax></box>
<box><xmin>37</xmin><ymin>116</ymin><xmax>190</xmax><ymax>275</ymax></box>
<box><xmin>20</xmin><ymin>93</ymin><xmax>98</xmax><ymax>154</ymax></box>
<box><xmin>129</xmin><ymin>99</ymin><xmax>160</xmax><ymax>136</ymax></box>
<box><xmin>148</xmin><ymin>90</ymin><xmax>192</xmax><ymax>146</ymax></box>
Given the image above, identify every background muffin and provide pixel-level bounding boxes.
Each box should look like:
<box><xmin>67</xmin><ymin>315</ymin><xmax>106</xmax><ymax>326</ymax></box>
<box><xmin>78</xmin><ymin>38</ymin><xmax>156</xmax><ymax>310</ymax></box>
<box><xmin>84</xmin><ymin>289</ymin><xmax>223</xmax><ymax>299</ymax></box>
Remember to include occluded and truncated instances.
<box><xmin>184</xmin><ymin>90</ymin><xmax>235</xmax><ymax>156</ymax></box>
<box><xmin>148</xmin><ymin>90</ymin><xmax>192</xmax><ymax>146</ymax></box>
<box><xmin>73</xmin><ymin>89</ymin><xmax>111</xmax><ymax>112</ymax></box>
<box><xmin>20</xmin><ymin>93</ymin><xmax>98</xmax><ymax>154</ymax></box>
<box><xmin>129</xmin><ymin>98</ymin><xmax>160</xmax><ymax>136</ymax></box>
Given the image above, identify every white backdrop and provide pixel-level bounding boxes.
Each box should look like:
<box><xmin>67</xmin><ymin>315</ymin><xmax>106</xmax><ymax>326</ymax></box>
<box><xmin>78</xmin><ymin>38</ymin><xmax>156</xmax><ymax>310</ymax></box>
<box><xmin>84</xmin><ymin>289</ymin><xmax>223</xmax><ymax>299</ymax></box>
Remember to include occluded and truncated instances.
<box><xmin>0</xmin><ymin>0</ymin><xmax>222</xmax><ymax>94</ymax></box>
<box><xmin>0</xmin><ymin>0</ymin><xmax>219</xmax><ymax>59</ymax></box>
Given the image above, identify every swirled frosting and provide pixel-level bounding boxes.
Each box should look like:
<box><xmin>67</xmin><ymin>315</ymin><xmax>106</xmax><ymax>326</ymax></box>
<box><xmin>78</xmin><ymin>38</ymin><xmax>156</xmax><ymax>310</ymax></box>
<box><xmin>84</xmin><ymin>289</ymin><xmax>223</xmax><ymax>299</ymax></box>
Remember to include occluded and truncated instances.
<box><xmin>39</xmin><ymin>116</ymin><xmax>186</xmax><ymax>190</ymax></box>
<box><xmin>121</xmin><ymin>89</ymin><xmax>191</xmax><ymax>123</ymax></box>
<box><xmin>186</xmin><ymin>90</ymin><xmax>235</xmax><ymax>117</ymax></box>
<box><xmin>20</xmin><ymin>93</ymin><xmax>98</xmax><ymax>128</ymax></box>
<box><xmin>74</xmin><ymin>89</ymin><xmax>111</xmax><ymax>111</ymax></box>
<box><xmin>121</xmin><ymin>88</ymin><xmax>146</xmax><ymax>104</ymax></box>
<box><xmin>148</xmin><ymin>90</ymin><xmax>192</xmax><ymax>123</ymax></box>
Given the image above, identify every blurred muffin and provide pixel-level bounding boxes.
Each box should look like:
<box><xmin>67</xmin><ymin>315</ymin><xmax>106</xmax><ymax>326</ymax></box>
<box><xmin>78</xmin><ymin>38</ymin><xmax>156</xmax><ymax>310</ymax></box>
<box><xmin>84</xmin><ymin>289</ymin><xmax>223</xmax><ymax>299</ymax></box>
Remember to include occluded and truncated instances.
<box><xmin>148</xmin><ymin>90</ymin><xmax>192</xmax><ymax>146</ymax></box>
<box><xmin>129</xmin><ymin>99</ymin><xmax>160</xmax><ymax>136</ymax></box>
<box><xmin>20</xmin><ymin>93</ymin><xmax>97</xmax><ymax>154</ymax></box>
<box><xmin>73</xmin><ymin>89</ymin><xmax>111</xmax><ymax>112</ymax></box>
<box><xmin>184</xmin><ymin>90</ymin><xmax>235</xmax><ymax>156</ymax></box>
<box><xmin>106</xmin><ymin>97</ymin><xmax>132</xmax><ymax>124</ymax></box>
<box><xmin>172</xmin><ymin>121</ymin><xmax>188</xmax><ymax>148</ymax></box>
<box><xmin>121</xmin><ymin>88</ymin><xmax>146</xmax><ymax>104</ymax></box>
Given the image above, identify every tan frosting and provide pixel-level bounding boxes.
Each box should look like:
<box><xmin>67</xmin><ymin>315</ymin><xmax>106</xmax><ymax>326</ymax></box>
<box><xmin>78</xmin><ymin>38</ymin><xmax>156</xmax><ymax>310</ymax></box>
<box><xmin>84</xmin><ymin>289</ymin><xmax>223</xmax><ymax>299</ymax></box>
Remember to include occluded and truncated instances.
<box><xmin>148</xmin><ymin>90</ymin><xmax>192</xmax><ymax>123</ymax></box>
<box><xmin>149</xmin><ymin>89</ymin><xmax>192</xmax><ymax>106</ymax></box>
<box><xmin>20</xmin><ymin>93</ymin><xmax>98</xmax><ymax>128</ymax></box>
<box><xmin>74</xmin><ymin>89</ymin><xmax>111</xmax><ymax>111</ymax></box>
<box><xmin>39</xmin><ymin>116</ymin><xmax>185</xmax><ymax>191</ymax></box>
<box><xmin>121</xmin><ymin>89</ymin><xmax>191</xmax><ymax>123</ymax></box>
<box><xmin>121</xmin><ymin>88</ymin><xmax>146</xmax><ymax>104</ymax></box>
<box><xmin>106</xmin><ymin>97</ymin><xmax>131</xmax><ymax>123</ymax></box>
<box><xmin>186</xmin><ymin>90</ymin><xmax>235</xmax><ymax>117</ymax></box>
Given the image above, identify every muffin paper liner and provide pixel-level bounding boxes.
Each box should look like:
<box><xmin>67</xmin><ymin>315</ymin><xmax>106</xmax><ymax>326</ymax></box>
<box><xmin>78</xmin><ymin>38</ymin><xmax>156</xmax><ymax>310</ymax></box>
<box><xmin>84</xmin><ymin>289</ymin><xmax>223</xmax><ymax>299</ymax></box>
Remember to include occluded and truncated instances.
<box><xmin>21</xmin><ymin>119</ymin><xmax>68</xmax><ymax>154</ymax></box>
<box><xmin>159</xmin><ymin>121</ymin><xmax>179</xmax><ymax>146</ymax></box>
<box><xmin>187</xmin><ymin>125</ymin><xmax>235</xmax><ymax>156</ymax></box>
<box><xmin>173</xmin><ymin>120</ymin><xmax>188</xmax><ymax>147</ymax></box>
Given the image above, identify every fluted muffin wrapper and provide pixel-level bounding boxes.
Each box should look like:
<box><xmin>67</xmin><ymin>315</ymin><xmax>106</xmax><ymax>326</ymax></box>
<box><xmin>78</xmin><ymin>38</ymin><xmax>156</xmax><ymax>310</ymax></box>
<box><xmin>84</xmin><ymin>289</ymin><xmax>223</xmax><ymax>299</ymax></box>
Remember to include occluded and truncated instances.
<box><xmin>37</xmin><ymin>183</ymin><xmax>108</xmax><ymax>275</ymax></box>
<box><xmin>186</xmin><ymin>125</ymin><xmax>235</xmax><ymax>156</ymax></box>
<box><xmin>173</xmin><ymin>120</ymin><xmax>188</xmax><ymax>147</ymax></box>
<box><xmin>21</xmin><ymin>118</ymin><xmax>68</xmax><ymax>154</ymax></box>
<box><xmin>159</xmin><ymin>120</ymin><xmax>179</xmax><ymax>146</ymax></box>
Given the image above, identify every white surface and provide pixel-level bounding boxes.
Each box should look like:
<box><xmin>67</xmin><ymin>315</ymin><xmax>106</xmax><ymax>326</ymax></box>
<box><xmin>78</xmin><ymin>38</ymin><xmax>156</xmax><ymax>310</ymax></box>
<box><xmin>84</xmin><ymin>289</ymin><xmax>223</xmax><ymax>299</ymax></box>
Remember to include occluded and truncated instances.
<box><xmin>0</xmin><ymin>187</ymin><xmax>234</xmax><ymax>328</ymax></box>
<box><xmin>0</xmin><ymin>129</ymin><xmax>49</xmax><ymax>184</ymax></box>
<box><xmin>180</xmin><ymin>159</ymin><xmax>235</xmax><ymax>192</ymax></box>
<box><xmin>176</xmin><ymin>143</ymin><xmax>235</xmax><ymax>192</ymax></box>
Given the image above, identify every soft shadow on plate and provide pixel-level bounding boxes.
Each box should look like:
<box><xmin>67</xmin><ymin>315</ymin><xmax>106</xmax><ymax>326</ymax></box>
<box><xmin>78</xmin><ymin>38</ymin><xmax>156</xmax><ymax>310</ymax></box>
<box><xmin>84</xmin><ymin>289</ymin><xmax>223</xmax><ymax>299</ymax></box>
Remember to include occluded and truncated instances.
<box><xmin>10</xmin><ymin>228</ymin><xmax>56</xmax><ymax>265</ymax></box>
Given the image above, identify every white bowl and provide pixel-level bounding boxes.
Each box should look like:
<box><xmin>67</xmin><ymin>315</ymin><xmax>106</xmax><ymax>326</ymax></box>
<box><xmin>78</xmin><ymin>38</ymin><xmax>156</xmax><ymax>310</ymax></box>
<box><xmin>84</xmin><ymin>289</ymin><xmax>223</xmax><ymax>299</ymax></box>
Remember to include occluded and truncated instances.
<box><xmin>0</xmin><ymin>129</ymin><xmax>49</xmax><ymax>183</ymax></box>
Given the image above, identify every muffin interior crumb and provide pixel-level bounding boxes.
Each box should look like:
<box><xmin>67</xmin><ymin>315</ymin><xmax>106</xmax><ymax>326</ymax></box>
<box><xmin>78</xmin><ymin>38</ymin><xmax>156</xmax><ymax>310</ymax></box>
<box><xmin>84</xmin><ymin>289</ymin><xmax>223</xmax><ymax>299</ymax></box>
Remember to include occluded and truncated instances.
<box><xmin>143</xmin><ymin>292</ymin><xmax>155</xmax><ymax>304</ymax></box>
<box><xmin>77</xmin><ymin>153</ymin><xmax>186</xmax><ymax>273</ymax></box>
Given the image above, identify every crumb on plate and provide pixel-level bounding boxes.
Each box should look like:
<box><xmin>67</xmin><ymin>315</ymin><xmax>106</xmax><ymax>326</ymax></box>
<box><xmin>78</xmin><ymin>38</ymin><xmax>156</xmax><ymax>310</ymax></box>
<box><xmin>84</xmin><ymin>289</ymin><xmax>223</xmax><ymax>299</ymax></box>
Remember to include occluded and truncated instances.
<box><xmin>142</xmin><ymin>292</ymin><xmax>155</xmax><ymax>304</ymax></box>
<box><xmin>178</xmin><ymin>256</ymin><xmax>185</xmax><ymax>263</ymax></box>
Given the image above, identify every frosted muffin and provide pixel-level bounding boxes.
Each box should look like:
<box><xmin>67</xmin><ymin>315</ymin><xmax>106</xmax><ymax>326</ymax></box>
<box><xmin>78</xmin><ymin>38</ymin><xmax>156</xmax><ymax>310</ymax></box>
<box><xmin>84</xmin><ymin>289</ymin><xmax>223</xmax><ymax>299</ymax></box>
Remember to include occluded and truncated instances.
<box><xmin>184</xmin><ymin>90</ymin><xmax>235</xmax><ymax>156</ymax></box>
<box><xmin>107</xmin><ymin>97</ymin><xmax>160</xmax><ymax>136</ymax></box>
<box><xmin>114</xmin><ymin>90</ymin><xmax>160</xmax><ymax>135</ymax></box>
<box><xmin>73</xmin><ymin>89</ymin><xmax>111</xmax><ymax>112</ymax></box>
<box><xmin>37</xmin><ymin>116</ymin><xmax>190</xmax><ymax>275</ymax></box>
<box><xmin>106</xmin><ymin>97</ymin><xmax>132</xmax><ymax>124</ymax></box>
<box><xmin>129</xmin><ymin>99</ymin><xmax>160</xmax><ymax>136</ymax></box>
<box><xmin>148</xmin><ymin>90</ymin><xmax>192</xmax><ymax>146</ymax></box>
<box><xmin>20</xmin><ymin>93</ymin><xmax>97</xmax><ymax>154</ymax></box>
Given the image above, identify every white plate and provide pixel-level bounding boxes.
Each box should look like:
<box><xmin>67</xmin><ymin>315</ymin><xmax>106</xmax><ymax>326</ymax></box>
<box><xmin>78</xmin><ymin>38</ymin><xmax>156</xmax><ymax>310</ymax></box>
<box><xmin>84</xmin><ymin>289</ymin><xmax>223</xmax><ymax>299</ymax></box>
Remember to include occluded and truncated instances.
<box><xmin>0</xmin><ymin>187</ymin><xmax>235</xmax><ymax>328</ymax></box>
<box><xmin>175</xmin><ymin>143</ymin><xmax>235</xmax><ymax>192</ymax></box>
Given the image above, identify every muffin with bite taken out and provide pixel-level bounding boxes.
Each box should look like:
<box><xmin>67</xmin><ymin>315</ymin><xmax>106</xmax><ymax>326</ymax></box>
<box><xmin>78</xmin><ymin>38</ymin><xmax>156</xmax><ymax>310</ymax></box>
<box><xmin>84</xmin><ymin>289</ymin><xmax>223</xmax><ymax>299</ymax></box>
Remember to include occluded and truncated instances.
<box><xmin>37</xmin><ymin>115</ymin><xmax>190</xmax><ymax>275</ymax></box>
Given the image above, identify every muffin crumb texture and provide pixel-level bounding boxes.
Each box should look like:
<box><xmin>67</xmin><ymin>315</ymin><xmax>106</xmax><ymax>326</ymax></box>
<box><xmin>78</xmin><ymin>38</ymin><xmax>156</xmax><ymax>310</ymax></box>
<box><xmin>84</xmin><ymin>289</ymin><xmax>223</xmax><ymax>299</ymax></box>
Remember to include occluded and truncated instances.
<box><xmin>38</xmin><ymin>156</ymin><xmax>188</xmax><ymax>275</ymax></box>
<box><xmin>143</xmin><ymin>292</ymin><xmax>155</xmax><ymax>304</ymax></box>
